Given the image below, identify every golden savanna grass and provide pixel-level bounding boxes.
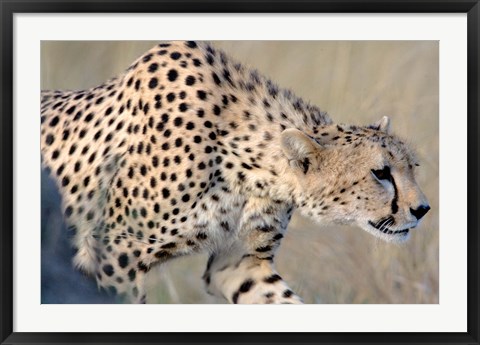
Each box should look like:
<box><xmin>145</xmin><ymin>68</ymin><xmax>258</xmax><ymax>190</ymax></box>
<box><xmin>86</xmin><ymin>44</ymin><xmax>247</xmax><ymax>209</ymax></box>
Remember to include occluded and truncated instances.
<box><xmin>41</xmin><ymin>41</ymin><xmax>438</xmax><ymax>304</ymax></box>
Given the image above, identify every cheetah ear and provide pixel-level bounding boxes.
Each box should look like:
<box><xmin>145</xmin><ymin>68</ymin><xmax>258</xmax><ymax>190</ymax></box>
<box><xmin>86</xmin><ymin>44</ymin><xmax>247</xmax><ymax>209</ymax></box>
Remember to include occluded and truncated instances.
<box><xmin>368</xmin><ymin>116</ymin><xmax>391</xmax><ymax>133</ymax></box>
<box><xmin>281</xmin><ymin>129</ymin><xmax>321</xmax><ymax>173</ymax></box>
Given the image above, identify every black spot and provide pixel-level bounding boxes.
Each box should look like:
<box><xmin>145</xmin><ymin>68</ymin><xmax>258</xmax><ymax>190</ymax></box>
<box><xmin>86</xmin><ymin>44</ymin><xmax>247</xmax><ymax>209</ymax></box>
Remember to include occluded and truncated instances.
<box><xmin>65</xmin><ymin>105</ymin><xmax>76</xmax><ymax>115</ymax></box>
<box><xmin>164</xmin><ymin>93</ymin><xmax>175</xmax><ymax>104</ymax></box>
<box><xmin>49</xmin><ymin>116</ymin><xmax>59</xmax><ymax>127</ymax></box>
<box><xmin>283</xmin><ymin>289</ymin><xmax>294</xmax><ymax>298</ymax></box>
<box><xmin>153</xmin><ymin>203</ymin><xmax>160</xmax><ymax>214</ymax></box>
<box><xmin>118</xmin><ymin>253</ymin><xmax>129</xmax><ymax>268</ymax></box>
<box><xmin>128</xmin><ymin>269</ymin><xmax>136</xmax><ymax>282</ymax></box>
<box><xmin>102</xmin><ymin>264</ymin><xmax>114</xmax><ymax>277</ymax></box>
<box><xmin>133</xmin><ymin>80</ymin><xmax>141</xmax><ymax>91</ymax></box>
<box><xmin>45</xmin><ymin>134</ymin><xmax>54</xmax><ymax>145</ymax></box>
<box><xmin>56</xmin><ymin>165</ymin><xmax>65</xmax><ymax>176</ymax></box>
<box><xmin>241</xmin><ymin>163</ymin><xmax>252</xmax><ymax>170</ymax></box>
<box><xmin>273</xmin><ymin>233</ymin><xmax>284</xmax><ymax>241</ymax></box>
<box><xmin>62</xmin><ymin>176</ymin><xmax>70</xmax><ymax>186</ymax></box>
<box><xmin>186</xmin><ymin>41</ymin><xmax>197</xmax><ymax>48</ymax></box>
<box><xmin>88</xmin><ymin>152</ymin><xmax>96</xmax><ymax>164</ymax></box>
<box><xmin>221</xmin><ymin>68</ymin><xmax>232</xmax><ymax>85</ymax></box>
<box><xmin>213</xmin><ymin>105</ymin><xmax>221</xmax><ymax>116</ymax></box>
<box><xmin>148</xmin><ymin>77</ymin><xmax>158</xmax><ymax>89</ymax></box>
<box><xmin>174</xmin><ymin>117</ymin><xmax>183</xmax><ymax>127</ymax></box>
<box><xmin>212</xmin><ymin>72</ymin><xmax>221</xmax><ymax>85</ymax></box>
<box><xmin>197</xmin><ymin>90</ymin><xmax>207</xmax><ymax>100</ymax></box>
<box><xmin>264</xmin><ymin>274</ymin><xmax>282</xmax><ymax>284</ymax></box>
<box><xmin>185</xmin><ymin>75</ymin><xmax>196</xmax><ymax>86</ymax></box>
<box><xmin>167</xmin><ymin>69</ymin><xmax>178</xmax><ymax>82</ymax></box>
<box><xmin>62</xmin><ymin>129</ymin><xmax>70</xmax><ymax>140</ymax></box>
<box><xmin>239</xmin><ymin>279</ymin><xmax>255</xmax><ymax>293</ymax></box>
<box><xmin>148</xmin><ymin>62</ymin><xmax>159</xmax><ymax>73</ymax></box>
<box><xmin>170</xmin><ymin>52</ymin><xmax>181</xmax><ymax>60</ymax></box>
<box><xmin>142</xmin><ymin>53</ymin><xmax>153</xmax><ymax>62</ymax></box>
<box><xmin>179</xmin><ymin>103</ymin><xmax>188</xmax><ymax>112</ymax></box>
<box><xmin>93</xmin><ymin>130</ymin><xmax>102</xmax><ymax>141</ymax></box>
<box><xmin>162</xmin><ymin>188</ymin><xmax>170</xmax><ymax>199</ymax></box>
<box><xmin>52</xmin><ymin>102</ymin><xmax>63</xmax><ymax>110</ymax></box>
<box><xmin>204</xmin><ymin>52</ymin><xmax>216</xmax><ymax>65</ymax></box>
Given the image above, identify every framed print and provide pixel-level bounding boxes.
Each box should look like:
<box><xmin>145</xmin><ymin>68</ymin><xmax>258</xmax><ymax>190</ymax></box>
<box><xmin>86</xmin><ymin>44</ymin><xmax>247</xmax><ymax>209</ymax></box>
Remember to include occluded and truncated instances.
<box><xmin>1</xmin><ymin>1</ymin><xmax>479</xmax><ymax>345</ymax></box>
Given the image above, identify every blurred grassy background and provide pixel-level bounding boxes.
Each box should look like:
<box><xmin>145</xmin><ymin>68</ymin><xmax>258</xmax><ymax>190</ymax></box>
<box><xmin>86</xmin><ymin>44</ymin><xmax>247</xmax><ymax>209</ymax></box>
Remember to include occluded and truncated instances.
<box><xmin>41</xmin><ymin>41</ymin><xmax>438</xmax><ymax>304</ymax></box>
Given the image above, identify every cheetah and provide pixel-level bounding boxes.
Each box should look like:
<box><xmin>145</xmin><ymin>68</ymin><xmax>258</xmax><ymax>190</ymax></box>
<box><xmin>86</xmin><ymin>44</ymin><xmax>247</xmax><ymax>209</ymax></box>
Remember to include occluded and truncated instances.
<box><xmin>41</xmin><ymin>41</ymin><xmax>430</xmax><ymax>304</ymax></box>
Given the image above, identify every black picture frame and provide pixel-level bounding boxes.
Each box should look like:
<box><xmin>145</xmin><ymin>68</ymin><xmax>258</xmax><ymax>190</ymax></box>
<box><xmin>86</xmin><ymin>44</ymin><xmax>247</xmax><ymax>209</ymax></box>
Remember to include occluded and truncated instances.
<box><xmin>1</xmin><ymin>1</ymin><xmax>479</xmax><ymax>344</ymax></box>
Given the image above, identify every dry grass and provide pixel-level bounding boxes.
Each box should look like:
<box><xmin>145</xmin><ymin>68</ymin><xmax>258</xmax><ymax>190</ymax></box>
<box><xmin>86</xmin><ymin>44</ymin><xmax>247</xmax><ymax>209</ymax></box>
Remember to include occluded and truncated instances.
<box><xmin>41</xmin><ymin>41</ymin><xmax>438</xmax><ymax>304</ymax></box>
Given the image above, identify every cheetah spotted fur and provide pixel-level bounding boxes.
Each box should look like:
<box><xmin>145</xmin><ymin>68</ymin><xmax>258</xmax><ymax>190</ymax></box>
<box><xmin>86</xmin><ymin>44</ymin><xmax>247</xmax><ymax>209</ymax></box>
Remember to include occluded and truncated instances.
<box><xmin>41</xmin><ymin>41</ymin><xmax>430</xmax><ymax>303</ymax></box>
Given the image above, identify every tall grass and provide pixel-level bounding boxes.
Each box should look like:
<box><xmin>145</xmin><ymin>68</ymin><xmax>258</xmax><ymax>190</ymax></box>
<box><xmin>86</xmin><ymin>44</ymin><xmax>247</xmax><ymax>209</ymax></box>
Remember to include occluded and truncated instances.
<box><xmin>42</xmin><ymin>41</ymin><xmax>438</xmax><ymax>304</ymax></box>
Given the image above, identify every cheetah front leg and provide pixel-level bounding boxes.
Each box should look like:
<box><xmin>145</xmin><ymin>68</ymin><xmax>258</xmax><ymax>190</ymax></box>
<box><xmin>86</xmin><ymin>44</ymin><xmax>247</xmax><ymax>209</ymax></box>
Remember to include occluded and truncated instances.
<box><xmin>203</xmin><ymin>200</ymin><xmax>302</xmax><ymax>304</ymax></box>
<box><xmin>204</xmin><ymin>248</ymin><xmax>302</xmax><ymax>304</ymax></box>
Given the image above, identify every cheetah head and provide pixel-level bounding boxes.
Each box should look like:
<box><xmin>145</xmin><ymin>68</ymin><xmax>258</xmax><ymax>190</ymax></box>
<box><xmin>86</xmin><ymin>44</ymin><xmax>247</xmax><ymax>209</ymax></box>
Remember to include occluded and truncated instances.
<box><xmin>281</xmin><ymin>116</ymin><xmax>430</xmax><ymax>243</ymax></box>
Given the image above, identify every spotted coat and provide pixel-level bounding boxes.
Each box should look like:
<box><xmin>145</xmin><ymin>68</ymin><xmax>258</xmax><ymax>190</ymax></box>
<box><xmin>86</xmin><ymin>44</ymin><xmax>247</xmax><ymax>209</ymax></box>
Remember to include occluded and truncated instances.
<box><xmin>41</xmin><ymin>41</ymin><xmax>430</xmax><ymax>303</ymax></box>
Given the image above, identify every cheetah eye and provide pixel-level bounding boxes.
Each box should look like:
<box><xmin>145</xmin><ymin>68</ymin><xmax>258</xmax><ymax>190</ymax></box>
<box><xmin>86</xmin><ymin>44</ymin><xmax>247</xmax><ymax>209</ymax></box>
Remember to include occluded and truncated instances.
<box><xmin>371</xmin><ymin>166</ymin><xmax>392</xmax><ymax>182</ymax></box>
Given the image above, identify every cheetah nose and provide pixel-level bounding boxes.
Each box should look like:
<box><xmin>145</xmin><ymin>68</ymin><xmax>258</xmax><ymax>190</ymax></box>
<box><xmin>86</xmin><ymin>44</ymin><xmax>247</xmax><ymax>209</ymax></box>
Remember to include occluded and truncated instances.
<box><xmin>410</xmin><ymin>205</ymin><xmax>430</xmax><ymax>220</ymax></box>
